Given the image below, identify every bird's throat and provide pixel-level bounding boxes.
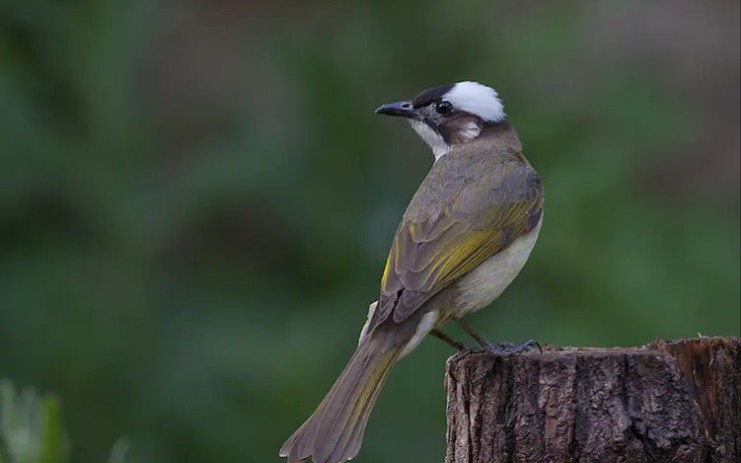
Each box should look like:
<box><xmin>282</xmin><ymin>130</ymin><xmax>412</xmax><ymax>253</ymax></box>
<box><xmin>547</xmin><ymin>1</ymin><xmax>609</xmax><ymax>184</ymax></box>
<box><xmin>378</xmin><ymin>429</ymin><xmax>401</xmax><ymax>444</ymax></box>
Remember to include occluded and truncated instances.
<box><xmin>408</xmin><ymin>120</ymin><xmax>451</xmax><ymax>161</ymax></box>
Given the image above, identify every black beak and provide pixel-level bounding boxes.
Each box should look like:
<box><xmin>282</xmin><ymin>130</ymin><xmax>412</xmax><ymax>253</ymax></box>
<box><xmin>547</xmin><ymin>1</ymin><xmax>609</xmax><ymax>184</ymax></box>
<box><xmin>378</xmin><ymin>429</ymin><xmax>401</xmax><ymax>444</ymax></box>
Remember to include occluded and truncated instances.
<box><xmin>375</xmin><ymin>100</ymin><xmax>418</xmax><ymax>119</ymax></box>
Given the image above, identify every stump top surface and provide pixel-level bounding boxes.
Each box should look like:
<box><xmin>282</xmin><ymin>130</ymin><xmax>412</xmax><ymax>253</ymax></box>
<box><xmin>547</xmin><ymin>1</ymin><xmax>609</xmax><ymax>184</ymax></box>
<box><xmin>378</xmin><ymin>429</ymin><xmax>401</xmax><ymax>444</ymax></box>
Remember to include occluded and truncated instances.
<box><xmin>447</xmin><ymin>336</ymin><xmax>740</xmax><ymax>365</ymax></box>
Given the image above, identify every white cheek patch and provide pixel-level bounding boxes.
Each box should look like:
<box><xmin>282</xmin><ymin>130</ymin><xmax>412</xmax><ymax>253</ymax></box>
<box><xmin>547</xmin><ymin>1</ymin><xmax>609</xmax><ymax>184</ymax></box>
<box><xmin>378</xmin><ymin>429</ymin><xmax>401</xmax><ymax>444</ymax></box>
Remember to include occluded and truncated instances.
<box><xmin>444</xmin><ymin>81</ymin><xmax>505</xmax><ymax>122</ymax></box>
<box><xmin>459</xmin><ymin>120</ymin><xmax>481</xmax><ymax>141</ymax></box>
<box><xmin>409</xmin><ymin>120</ymin><xmax>450</xmax><ymax>161</ymax></box>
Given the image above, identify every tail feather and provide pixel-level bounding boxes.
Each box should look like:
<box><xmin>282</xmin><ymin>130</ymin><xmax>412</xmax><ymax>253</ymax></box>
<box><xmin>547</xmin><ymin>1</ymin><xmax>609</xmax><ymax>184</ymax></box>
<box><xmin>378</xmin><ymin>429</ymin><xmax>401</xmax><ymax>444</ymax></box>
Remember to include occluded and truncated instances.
<box><xmin>321</xmin><ymin>349</ymin><xmax>396</xmax><ymax>463</ymax></box>
<box><xmin>283</xmin><ymin>351</ymin><xmax>376</xmax><ymax>463</ymax></box>
<box><xmin>327</xmin><ymin>353</ymin><xmax>396</xmax><ymax>463</ymax></box>
<box><xmin>279</xmin><ymin>336</ymin><xmax>401</xmax><ymax>463</ymax></box>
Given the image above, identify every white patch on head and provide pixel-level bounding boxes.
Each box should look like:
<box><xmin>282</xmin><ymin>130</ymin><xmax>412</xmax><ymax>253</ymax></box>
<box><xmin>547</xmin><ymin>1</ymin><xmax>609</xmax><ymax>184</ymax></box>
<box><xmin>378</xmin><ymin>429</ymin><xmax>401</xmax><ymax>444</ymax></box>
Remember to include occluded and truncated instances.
<box><xmin>444</xmin><ymin>81</ymin><xmax>506</xmax><ymax>122</ymax></box>
<box><xmin>409</xmin><ymin>119</ymin><xmax>450</xmax><ymax>161</ymax></box>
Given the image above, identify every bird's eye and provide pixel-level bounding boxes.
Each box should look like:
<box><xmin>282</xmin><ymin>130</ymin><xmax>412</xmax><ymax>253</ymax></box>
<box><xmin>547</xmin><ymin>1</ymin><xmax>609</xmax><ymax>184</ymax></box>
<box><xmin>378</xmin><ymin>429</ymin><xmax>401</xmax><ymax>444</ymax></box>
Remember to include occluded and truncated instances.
<box><xmin>436</xmin><ymin>101</ymin><xmax>453</xmax><ymax>115</ymax></box>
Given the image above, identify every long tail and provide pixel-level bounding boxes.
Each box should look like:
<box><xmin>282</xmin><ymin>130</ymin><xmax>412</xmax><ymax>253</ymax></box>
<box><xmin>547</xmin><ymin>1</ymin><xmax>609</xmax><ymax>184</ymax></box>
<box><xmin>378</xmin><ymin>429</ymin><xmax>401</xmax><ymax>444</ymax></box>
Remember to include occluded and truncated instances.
<box><xmin>279</xmin><ymin>335</ymin><xmax>402</xmax><ymax>463</ymax></box>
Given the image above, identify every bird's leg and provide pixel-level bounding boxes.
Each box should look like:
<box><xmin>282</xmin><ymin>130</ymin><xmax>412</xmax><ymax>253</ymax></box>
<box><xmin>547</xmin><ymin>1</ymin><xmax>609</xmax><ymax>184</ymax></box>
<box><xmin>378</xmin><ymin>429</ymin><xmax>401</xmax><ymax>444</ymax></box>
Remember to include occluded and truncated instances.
<box><xmin>454</xmin><ymin>318</ymin><xmax>490</xmax><ymax>348</ymax></box>
<box><xmin>455</xmin><ymin>318</ymin><xmax>540</xmax><ymax>357</ymax></box>
<box><xmin>429</xmin><ymin>329</ymin><xmax>467</xmax><ymax>351</ymax></box>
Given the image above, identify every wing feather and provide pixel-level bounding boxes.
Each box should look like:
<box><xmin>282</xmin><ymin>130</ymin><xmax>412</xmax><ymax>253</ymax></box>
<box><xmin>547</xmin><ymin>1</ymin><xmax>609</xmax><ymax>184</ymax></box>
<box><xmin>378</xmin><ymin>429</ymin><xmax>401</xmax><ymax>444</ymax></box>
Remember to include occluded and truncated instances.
<box><xmin>371</xmin><ymin>149</ymin><xmax>543</xmax><ymax>331</ymax></box>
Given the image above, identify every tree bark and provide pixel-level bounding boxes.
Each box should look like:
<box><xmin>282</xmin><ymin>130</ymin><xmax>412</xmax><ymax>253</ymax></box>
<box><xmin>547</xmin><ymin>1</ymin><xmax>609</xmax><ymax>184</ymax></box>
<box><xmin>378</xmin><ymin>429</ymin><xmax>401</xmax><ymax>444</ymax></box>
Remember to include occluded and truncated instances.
<box><xmin>444</xmin><ymin>337</ymin><xmax>739</xmax><ymax>463</ymax></box>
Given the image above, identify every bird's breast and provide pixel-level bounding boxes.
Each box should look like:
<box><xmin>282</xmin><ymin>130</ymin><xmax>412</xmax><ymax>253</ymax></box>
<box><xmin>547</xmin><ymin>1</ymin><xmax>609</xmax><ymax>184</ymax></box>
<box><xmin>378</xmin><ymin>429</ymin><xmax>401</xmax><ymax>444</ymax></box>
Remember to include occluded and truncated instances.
<box><xmin>451</xmin><ymin>216</ymin><xmax>543</xmax><ymax>318</ymax></box>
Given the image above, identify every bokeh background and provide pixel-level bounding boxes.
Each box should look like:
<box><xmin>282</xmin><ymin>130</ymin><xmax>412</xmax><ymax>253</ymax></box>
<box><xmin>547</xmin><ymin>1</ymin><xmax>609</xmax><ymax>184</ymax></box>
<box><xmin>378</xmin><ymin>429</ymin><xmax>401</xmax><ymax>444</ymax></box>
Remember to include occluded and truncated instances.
<box><xmin>1</xmin><ymin>1</ymin><xmax>739</xmax><ymax>462</ymax></box>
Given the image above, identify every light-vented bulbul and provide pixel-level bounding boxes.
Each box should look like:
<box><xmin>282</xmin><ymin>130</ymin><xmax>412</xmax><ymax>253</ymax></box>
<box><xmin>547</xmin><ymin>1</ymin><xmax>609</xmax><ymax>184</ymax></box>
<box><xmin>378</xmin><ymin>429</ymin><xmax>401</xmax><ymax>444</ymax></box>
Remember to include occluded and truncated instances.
<box><xmin>280</xmin><ymin>81</ymin><xmax>544</xmax><ymax>463</ymax></box>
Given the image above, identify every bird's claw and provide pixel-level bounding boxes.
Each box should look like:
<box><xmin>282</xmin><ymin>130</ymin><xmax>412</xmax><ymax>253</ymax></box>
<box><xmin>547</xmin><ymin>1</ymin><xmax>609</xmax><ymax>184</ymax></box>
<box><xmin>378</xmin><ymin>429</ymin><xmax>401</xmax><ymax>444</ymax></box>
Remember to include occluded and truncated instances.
<box><xmin>484</xmin><ymin>339</ymin><xmax>540</xmax><ymax>357</ymax></box>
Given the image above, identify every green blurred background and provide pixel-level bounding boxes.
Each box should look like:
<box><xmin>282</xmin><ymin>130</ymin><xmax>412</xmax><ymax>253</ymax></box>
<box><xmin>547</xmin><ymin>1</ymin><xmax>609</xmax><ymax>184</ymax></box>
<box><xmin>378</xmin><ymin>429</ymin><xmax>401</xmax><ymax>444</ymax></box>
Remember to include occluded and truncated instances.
<box><xmin>1</xmin><ymin>1</ymin><xmax>739</xmax><ymax>462</ymax></box>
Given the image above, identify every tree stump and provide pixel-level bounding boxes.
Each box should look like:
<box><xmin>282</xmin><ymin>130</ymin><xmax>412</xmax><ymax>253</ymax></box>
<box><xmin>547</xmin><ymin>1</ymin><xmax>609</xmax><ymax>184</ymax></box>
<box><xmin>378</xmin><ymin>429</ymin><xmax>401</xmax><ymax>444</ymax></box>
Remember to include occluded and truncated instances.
<box><xmin>444</xmin><ymin>337</ymin><xmax>739</xmax><ymax>463</ymax></box>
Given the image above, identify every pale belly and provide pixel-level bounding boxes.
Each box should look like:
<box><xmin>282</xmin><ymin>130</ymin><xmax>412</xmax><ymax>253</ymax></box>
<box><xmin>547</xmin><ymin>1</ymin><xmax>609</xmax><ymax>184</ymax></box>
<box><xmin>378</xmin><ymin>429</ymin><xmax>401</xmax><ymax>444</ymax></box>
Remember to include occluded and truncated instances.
<box><xmin>359</xmin><ymin>217</ymin><xmax>542</xmax><ymax>358</ymax></box>
<box><xmin>451</xmin><ymin>217</ymin><xmax>542</xmax><ymax>318</ymax></box>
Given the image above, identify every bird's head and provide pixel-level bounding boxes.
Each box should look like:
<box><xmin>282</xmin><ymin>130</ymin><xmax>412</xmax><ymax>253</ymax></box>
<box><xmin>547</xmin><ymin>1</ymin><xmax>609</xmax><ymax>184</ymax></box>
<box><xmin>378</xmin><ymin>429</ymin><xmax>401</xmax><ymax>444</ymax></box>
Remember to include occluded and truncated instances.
<box><xmin>375</xmin><ymin>81</ymin><xmax>506</xmax><ymax>160</ymax></box>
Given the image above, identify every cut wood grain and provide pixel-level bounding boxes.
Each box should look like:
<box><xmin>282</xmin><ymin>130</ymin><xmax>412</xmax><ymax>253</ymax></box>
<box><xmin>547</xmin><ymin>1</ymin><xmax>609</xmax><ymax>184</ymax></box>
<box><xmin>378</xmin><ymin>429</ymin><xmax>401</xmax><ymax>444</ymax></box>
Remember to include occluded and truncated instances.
<box><xmin>444</xmin><ymin>337</ymin><xmax>739</xmax><ymax>463</ymax></box>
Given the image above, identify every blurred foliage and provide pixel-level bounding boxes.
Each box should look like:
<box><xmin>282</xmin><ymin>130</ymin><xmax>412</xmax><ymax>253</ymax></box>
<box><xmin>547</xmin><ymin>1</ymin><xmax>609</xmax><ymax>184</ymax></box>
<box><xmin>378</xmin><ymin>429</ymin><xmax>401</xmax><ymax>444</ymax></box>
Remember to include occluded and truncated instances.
<box><xmin>0</xmin><ymin>1</ymin><xmax>739</xmax><ymax>462</ymax></box>
<box><xmin>0</xmin><ymin>380</ymin><xmax>66</xmax><ymax>463</ymax></box>
<box><xmin>0</xmin><ymin>380</ymin><xmax>128</xmax><ymax>463</ymax></box>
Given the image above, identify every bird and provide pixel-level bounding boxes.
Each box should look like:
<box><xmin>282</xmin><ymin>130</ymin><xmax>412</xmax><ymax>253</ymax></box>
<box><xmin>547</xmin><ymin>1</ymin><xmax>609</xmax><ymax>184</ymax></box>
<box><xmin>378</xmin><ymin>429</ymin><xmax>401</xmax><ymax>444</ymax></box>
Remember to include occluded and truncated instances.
<box><xmin>279</xmin><ymin>81</ymin><xmax>544</xmax><ymax>463</ymax></box>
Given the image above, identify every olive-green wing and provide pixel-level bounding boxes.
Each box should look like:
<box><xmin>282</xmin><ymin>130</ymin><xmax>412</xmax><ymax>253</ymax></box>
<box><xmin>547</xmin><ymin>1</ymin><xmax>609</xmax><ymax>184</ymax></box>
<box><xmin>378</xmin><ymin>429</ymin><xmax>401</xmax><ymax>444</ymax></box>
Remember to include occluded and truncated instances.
<box><xmin>371</xmin><ymin>158</ymin><xmax>542</xmax><ymax>329</ymax></box>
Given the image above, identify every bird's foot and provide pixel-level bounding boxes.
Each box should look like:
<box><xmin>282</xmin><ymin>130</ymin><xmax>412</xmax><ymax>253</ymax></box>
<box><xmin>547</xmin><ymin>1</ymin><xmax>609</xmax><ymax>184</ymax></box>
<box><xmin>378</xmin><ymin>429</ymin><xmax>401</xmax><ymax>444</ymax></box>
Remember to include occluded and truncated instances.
<box><xmin>484</xmin><ymin>339</ymin><xmax>540</xmax><ymax>357</ymax></box>
<box><xmin>470</xmin><ymin>340</ymin><xmax>541</xmax><ymax>385</ymax></box>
